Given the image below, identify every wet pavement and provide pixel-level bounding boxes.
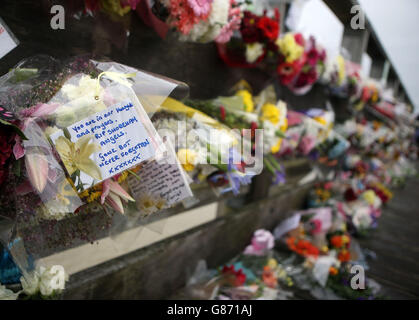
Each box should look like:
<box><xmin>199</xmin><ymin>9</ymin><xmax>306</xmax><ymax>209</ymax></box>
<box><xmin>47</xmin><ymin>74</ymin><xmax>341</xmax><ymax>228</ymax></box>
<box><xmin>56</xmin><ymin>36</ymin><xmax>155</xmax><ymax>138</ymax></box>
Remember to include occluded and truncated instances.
<box><xmin>358</xmin><ymin>174</ymin><xmax>419</xmax><ymax>299</ymax></box>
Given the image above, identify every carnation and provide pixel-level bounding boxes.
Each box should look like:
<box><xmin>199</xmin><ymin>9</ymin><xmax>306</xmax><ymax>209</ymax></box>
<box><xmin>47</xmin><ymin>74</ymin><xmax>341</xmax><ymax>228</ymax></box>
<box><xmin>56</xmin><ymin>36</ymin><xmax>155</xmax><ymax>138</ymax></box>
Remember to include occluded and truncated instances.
<box><xmin>245</xmin><ymin>42</ymin><xmax>265</xmax><ymax>64</ymax></box>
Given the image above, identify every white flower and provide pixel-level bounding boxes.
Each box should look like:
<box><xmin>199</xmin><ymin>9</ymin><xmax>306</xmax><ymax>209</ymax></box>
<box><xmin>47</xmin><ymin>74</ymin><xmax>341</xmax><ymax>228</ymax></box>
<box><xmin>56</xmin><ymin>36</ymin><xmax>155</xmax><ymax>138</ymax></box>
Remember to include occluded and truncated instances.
<box><xmin>352</xmin><ymin>206</ymin><xmax>373</xmax><ymax>229</ymax></box>
<box><xmin>0</xmin><ymin>284</ymin><xmax>19</xmax><ymax>300</ymax></box>
<box><xmin>21</xmin><ymin>265</ymin><xmax>68</xmax><ymax>297</ymax></box>
<box><xmin>39</xmin><ymin>265</ymin><xmax>69</xmax><ymax>296</ymax></box>
<box><xmin>245</xmin><ymin>43</ymin><xmax>264</xmax><ymax>64</ymax></box>
<box><xmin>21</xmin><ymin>272</ymin><xmax>40</xmax><ymax>296</ymax></box>
<box><xmin>61</xmin><ymin>75</ymin><xmax>101</xmax><ymax>100</ymax></box>
<box><xmin>180</xmin><ymin>0</ymin><xmax>230</xmax><ymax>43</ymax></box>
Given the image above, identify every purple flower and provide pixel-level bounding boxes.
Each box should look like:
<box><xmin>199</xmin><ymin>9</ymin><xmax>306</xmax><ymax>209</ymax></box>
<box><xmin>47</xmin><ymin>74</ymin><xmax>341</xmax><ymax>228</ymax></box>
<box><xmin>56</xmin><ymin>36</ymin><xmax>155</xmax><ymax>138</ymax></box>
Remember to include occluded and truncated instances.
<box><xmin>273</xmin><ymin>170</ymin><xmax>286</xmax><ymax>185</ymax></box>
<box><xmin>228</xmin><ymin>171</ymin><xmax>252</xmax><ymax>195</ymax></box>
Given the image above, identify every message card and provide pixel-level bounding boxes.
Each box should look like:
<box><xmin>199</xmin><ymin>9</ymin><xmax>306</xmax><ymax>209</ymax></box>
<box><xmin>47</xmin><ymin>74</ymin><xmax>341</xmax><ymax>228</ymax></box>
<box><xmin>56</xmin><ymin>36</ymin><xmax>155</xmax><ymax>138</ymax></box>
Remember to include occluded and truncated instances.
<box><xmin>50</xmin><ymin>100</ymin><xmax>156</xmax><ymax>190</ymax></box>
<box><xmin>128</xmin><ymin>141</ymin><xmax>193</xmax><ymax>216</ymax></box>
<box><xmin>0</xmin><ymin>18</ymin><xmax>18</xmax><ymax>59</ymax></box>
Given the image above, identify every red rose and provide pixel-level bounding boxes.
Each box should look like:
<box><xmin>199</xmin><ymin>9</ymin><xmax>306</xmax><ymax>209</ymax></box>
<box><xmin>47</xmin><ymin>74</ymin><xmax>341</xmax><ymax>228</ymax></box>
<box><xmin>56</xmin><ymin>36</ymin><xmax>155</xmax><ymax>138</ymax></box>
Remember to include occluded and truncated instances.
<box><xmin>257</xmin><ymin>16</ymin><xmax>279</xmax><ymax>41</ymax></box>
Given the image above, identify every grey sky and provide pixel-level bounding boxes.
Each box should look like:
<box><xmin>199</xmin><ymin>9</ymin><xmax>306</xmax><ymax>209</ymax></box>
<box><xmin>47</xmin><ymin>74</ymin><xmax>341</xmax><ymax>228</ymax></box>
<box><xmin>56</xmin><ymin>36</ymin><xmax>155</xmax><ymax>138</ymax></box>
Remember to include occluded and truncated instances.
<box><xmin>358</xmin><ymin>0</ymin><xmax>419</xmax><ymax>110</ymax></box>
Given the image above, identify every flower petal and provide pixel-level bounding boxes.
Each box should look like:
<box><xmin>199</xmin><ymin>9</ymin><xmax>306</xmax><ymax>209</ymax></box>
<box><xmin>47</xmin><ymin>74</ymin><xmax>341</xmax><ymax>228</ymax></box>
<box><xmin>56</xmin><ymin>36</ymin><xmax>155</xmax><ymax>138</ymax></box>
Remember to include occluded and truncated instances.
<box><xmin>77</xmin><ymin>158</ymin><xmax>102</xmax><ymax>181</ymax></box>
<box><xmin>108</xmin><ymin>179</ymin><xmax>134</xmax><ymax>202</ymax></box>
<box><xmin>106</xmin><ymin>192</ymin><xmax>125</xmax><ymax>214</ymax></box>
<box><xmin>25</xmin><ymin>153</ymin><xmax>49</xmax><ymax>193</ymax></box>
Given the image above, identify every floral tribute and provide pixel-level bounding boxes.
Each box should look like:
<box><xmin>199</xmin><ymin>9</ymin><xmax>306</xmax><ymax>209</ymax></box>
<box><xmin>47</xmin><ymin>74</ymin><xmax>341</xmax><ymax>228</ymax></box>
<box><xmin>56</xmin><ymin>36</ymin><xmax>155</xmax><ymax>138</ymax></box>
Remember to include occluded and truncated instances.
<box><xmin>150</xmin><ymin>0</ymin><xmax>242</xmax><ymax>43</ymax></box>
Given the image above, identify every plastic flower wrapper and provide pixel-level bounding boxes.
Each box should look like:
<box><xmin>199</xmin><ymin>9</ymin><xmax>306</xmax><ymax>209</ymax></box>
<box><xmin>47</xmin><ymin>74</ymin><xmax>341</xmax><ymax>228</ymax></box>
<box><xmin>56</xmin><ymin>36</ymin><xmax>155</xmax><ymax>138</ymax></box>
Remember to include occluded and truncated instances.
<box><xmin>0</xmin><ymin>55</ymin><xmax>188</xmax><ymax>278</ymax></box>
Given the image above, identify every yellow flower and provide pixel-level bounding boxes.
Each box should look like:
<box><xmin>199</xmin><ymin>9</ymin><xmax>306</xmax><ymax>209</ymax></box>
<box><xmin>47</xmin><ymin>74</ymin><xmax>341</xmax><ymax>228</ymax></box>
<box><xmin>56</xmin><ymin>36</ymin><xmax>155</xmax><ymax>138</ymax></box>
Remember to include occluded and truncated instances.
<box><xmin>101</xmin><ymin>0</ymin><xmax>131</xmax><ymax>16</ymax></box>
<box><xmin>276</xmin><ymin>34</ymin><xmax>304</xmax><ymax>63</ymax></box>
<box><xmin>280</xmin><ymin>118</ymin><xmax>288</xmax><ymax>133</ymax></box>
<box><xmin>362</xmin><ymin>190</ymin><xmax>377</xmax><ymax>205</ymax></box>
<box><xmin>177</xmin><ymin>149</ymin><xmax>198</xmax><ymax>172</ymax></box>
<box><xmin>260</xmin><ymin>103</ymin><xmax>280</xmax><ymax>125</ymax></box>
<box><xmin>267</xmin><ymin>258</ymin><xmax>278</xmax><ymax>270</ymax></box>
<box><xmin>337</xmin><ymin>55</ymin><xmax>346</xmax><ymax>85</ymax></box>
<box><xmin>271</xmin><ymin>139</ymin><xmax>282</xmax><ymax>154</ymax></box>
<box><xmin>314</xmin><ymin>116</ymin><xmax>327</xmax><ymax>126</ymax></box>
<box><xmin>117</xmin><ymin>171</ymin><xmax>129</xmax><ymax>183</ymax></box>
<box><xmin>235</xmin><ymin>90</ymin><xmax>254</xmax><ymax>112</ymax></box>
<box><xmin>55</xmin><ymin>135</ymin><xmax>102</xmax><ymax>180</ymax></box>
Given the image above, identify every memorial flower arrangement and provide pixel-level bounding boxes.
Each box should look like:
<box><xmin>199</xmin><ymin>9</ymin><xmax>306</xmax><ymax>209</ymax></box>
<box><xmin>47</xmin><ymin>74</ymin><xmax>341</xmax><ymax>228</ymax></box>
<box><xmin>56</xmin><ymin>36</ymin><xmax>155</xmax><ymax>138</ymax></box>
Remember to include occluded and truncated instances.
<box><xmin>151</xmin><ymin>98</ymin><xmax>253</xmax><ymax>195</ymax></box>
<box><xmin>184</xmin><ymin>83</ymin><xmax>288</xmax><ymax>156</ymax></box>
<box><xmin>0</xmin><ymin>55</ymin><xmax>193</xmax><ymax>280</ymax></box>
<box><xmin>0</xmin><ymin>264</ymin><xmax>68</xmax><ymax>300</ymax></box>
<box><xmin>216</xmin><ymin>8</ymin><xmax>280</xmax><ymax>66</ymax></box>
<box><xmin>150</xmin><ymin>0</ymin><xmax>242</xmax><ymax>43</ymax></box>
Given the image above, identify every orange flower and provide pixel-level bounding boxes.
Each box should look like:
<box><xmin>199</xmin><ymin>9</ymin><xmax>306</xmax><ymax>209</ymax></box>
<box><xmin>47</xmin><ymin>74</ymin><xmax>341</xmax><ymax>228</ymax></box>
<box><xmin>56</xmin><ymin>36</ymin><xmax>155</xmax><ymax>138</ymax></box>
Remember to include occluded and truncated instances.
<box><xmin>338</xmin><ymin>250</ymin><xmax>351</xmax><ymax>262</ymax></box>
<box><xmin>330</xmin><ymin>235</ymin><xmax>343</xmax><ymax>248</ymax></box>
<box><xmin>329</xmin><ymin>266</ymin><xmax>338</xmax><ymax>276</ymax></box>
<box><xmin>262</xmin><ymin>266</ymin><xmax>278</xmax><ymax>288</ymax></box>
<box><xmin>286</xmin><ymin>237</ymin><xmax>319</xmax><ymax>258</ymax></box>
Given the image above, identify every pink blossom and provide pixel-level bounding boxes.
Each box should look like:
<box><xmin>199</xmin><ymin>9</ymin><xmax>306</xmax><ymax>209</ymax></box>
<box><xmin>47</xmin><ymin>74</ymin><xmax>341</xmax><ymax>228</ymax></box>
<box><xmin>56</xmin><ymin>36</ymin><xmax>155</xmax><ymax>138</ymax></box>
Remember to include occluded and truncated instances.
<box><xmin>298</xmin><ymin>135</ymin><xmax>316</xmax><ymax>155</ymax></box>
<box><xmin>215</xmin><ymin>3</ymin><xmax>241</xmax><ymax>44</ymax></box>
<box><xmin>243</xmin><ymin>229</ymin><xmax>274</xmax><ymax>256</ymax></box>
<box><xmin>187</xmin><ymin>0</ymin><xmax>213</xmax><ymax>16</ymax></box>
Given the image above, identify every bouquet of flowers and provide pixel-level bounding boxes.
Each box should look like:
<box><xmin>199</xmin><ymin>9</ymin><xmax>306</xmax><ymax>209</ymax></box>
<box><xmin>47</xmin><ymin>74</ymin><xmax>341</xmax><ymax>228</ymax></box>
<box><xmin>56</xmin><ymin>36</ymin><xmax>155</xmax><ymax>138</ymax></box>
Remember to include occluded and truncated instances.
<box><xmin>277</xmin><ymin>34</ymin><xmax>326</xmax><ymax>95</ymax></box>
<box><xmin>152</xmin><ymin>97</ymin><xmax>254</xmax><ymax>195</ymax></box>
<box><xmin>149</xmin><ymin>0</ymin><xmax>242</xmax><ymax>43</ymax></box>
<box><xmin>0</xmin><ymin>55</ymin><xmax>192</xmax><ymax>278</ymax></box>
<box><xmin>216</xmin><ymin>8</ymin><xmax>280</xmax><ymax>67</ymax></box>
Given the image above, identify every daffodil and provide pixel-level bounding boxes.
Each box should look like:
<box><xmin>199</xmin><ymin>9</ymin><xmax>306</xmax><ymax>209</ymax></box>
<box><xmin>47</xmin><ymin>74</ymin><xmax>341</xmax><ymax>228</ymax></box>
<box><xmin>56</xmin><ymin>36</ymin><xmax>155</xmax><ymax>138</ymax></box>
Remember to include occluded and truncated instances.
<box><xmin>235</xmin><ymin>90</ymin><xmax>254</xmax><ymax>112</ymax></box>
<box><xmin>55</xmin><ymin>135</ymin><xmax>102</xmax><ymax>181</ymax></box>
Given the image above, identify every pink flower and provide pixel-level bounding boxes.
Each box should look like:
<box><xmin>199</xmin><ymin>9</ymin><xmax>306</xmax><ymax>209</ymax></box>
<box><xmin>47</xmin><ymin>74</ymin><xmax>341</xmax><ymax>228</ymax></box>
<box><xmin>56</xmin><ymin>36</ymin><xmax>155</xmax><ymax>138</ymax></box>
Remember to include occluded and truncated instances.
<box><xmin>187</xmin><ymin>0</ymin><xmax>213</xmax><ymax>16</ymax></box>
<box><xmin>243</xmin><ymin>229</ymin><xmax>274</xmax><ymax>256</ymax></box>
<box><xmin>215</xmin><ymin>1</ymin><xmax>241</xmax><ymax>44</ymax></box>
<box><xmin>298</xmin><ymin>135</ymin><xmax>316</xmax><ymax>155</ymax></box>
<box><xmin>169</xmin><ymin>0</ymin><xmax>209</xmax><ymax>35</ymax></box>
<box><xmin>101</xmin><ymin>178</ymin><xmax>135</xmax><ymax>214</ymax></box>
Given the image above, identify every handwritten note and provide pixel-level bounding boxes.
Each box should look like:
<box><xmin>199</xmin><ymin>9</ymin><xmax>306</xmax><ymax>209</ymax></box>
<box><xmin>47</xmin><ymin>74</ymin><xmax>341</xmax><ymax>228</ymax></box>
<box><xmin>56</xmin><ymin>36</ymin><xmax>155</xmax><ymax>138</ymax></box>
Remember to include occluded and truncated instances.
<box><xmin>128</xmin><ymin>141</ymin><xmax>193</xmax><ymax>215</ymax></box>
<box><xmin>50</xmin><ymin>100</ymin><xmax>155</xmax><ymax>187</ymax></box>
<box><xmin>0</xmin><ymin>18</ymin><xmax>18</xmax><ymax>59</ymax></box>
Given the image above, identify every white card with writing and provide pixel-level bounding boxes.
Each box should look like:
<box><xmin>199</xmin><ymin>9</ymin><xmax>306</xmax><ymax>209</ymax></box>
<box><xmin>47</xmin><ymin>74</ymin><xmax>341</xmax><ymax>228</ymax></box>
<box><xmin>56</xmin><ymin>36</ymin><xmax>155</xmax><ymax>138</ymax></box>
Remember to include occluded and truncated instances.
<box><xmin>128</xmin><ymin>140</ymin><xmax>193</xmax><ymax>214</ymax></box>
<box><xmin>0</xmin><ymin>18</ymin><xmax>18</xmax><ymax>59</ymax></box>
<box><xmin>50</xmin><ymin>100</ymin><xmax>156</xmax><ymax>188</ymax></box>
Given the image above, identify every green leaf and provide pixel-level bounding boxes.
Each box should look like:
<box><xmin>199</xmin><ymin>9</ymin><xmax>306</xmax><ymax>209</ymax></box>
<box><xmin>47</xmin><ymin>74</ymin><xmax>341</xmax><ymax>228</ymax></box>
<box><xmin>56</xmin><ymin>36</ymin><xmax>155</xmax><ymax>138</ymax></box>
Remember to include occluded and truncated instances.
<box><xmin>0</xmin><ymin>119</ymin><xmax>28</xmax><ymax>140</ymax></box>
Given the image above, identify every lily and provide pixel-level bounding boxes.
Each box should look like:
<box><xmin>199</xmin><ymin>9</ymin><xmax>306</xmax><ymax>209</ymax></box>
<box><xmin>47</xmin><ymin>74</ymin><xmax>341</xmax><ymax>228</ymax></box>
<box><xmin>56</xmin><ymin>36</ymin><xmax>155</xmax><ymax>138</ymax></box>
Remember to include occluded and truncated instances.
<box><xmin>54</xmin><ymin>135</ymin><xmax>102</xmax><ymax>181</ymax></box>
<box><xmin>100</xmin><ymin>179</ymin><xmax>135</xmax><ymax>214</ymax></box>
<box><xmin>25</xmin><ymin>153</ymin><xmax>49</xmax><ymax>193</ymax></box>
